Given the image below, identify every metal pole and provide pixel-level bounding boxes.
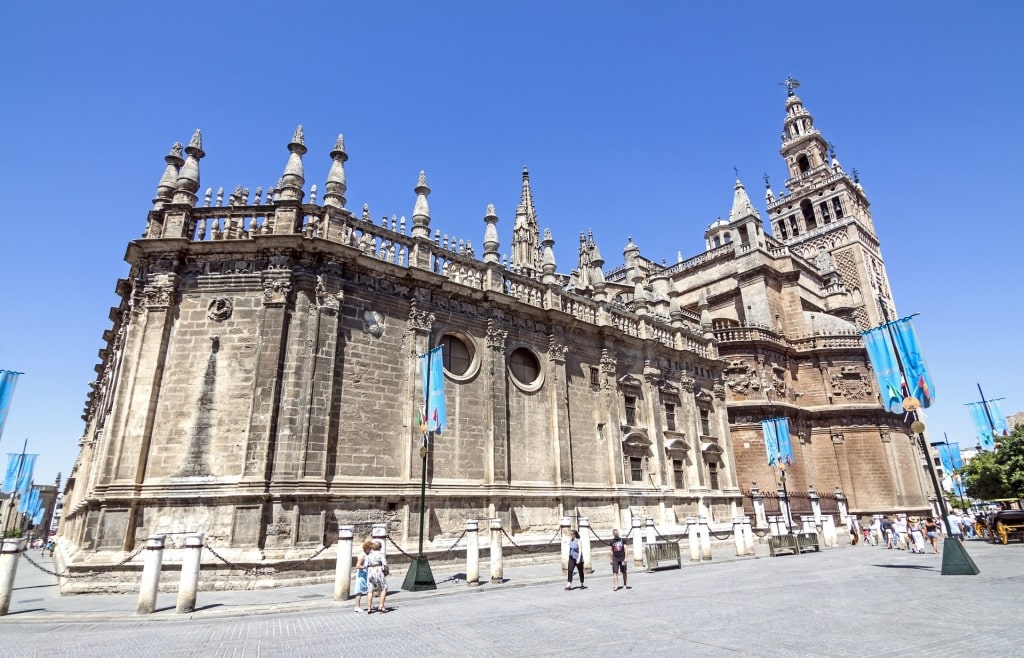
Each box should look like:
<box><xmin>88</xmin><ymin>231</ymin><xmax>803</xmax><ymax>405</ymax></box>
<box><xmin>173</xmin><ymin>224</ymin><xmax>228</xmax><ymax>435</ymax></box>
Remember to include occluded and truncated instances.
<box><xmin>976</xmin><ymin>384</ymin><xmax>1002</xmax><ymax>449</ymax></box>
<box><xmin>417</xmin><ymin>435</ymin><xmax>429</xmax><ymax>557</ymax></box>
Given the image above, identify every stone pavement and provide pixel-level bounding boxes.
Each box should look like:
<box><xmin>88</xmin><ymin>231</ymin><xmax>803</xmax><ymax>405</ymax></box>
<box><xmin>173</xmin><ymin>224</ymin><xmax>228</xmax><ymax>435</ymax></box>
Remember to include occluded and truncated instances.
<box><xmin>2</xmin><ymin>537</ymin><xmax>1023</xmax><ymax>657</ymax></box>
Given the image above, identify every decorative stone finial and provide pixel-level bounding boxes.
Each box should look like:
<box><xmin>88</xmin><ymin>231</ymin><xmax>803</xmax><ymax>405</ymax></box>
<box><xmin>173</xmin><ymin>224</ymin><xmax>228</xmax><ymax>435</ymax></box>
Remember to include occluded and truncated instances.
<box><xmin>153</xmin><ymin>141</ymin><xmax>185</xmax><ymax>207</ymax></box>
<box><xmin>173</xmin><ymin>129</ymin><xmax>205</xmax><ymax>204</ymax></box>
<box><xmin>483</xmin><ymin>204</ymin><xmax>500</xmax><ymax>263</ymax></box>
<box><xmin>411</xmin><ymin>170</ymin><xmax>431</xmax><ymax>238</ymax></box>
<box><xmin>323</xmin><ymin>133</ymin><xmax>348</xmax><ymax>209</ymax></box>
<box><xmin>541</xmin><ymin>227</ymin><xmax>557</xmax><ymax>283</ymax></box>
<box><xmin>279</xmin><ymin>125</ymin><xmax>307</xmax><ymax>202</ymax></box>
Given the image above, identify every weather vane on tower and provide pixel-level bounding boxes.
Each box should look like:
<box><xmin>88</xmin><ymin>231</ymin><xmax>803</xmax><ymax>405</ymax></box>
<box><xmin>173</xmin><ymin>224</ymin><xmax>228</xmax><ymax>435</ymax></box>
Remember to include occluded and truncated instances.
<box><xmin>780</xmin><ymin>75</ymin><xmax>801</xmax><ymax>96</ymax></box>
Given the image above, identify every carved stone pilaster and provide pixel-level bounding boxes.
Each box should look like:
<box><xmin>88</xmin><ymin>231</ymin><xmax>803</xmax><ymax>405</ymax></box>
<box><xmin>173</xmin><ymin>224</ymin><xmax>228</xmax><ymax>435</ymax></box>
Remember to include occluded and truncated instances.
<box><xmin>679</xmin><ymin>375</ymin><xmax>696</xmax><ymax>393</ymax></box>
<box><xmin>143</xmin><ymin>274</ymin><xmax>178</xmax><ymax>311</ymax></box>
<box><xmin>713</xmin><ymin>380</ymin><xmax>726</xmax><ymax>400</ymax></box>
<box><xmin>407</xmin><ymin>299</ymin><xmax>435</xmax><ymax>333</ymax></box>
<box><xmin>314</xmin><ymin>274</ymin><xmax>344</xmax><ymax>315</ymax></box>
<box><xmin>547</xmin><ymin>336</ymin><xmax>568</xmax><ymax>363</ymax></box>
<box><xmin>485</xmin><ymin>318</ymin><xmax>507</xmax><ymax>351</ymax></box>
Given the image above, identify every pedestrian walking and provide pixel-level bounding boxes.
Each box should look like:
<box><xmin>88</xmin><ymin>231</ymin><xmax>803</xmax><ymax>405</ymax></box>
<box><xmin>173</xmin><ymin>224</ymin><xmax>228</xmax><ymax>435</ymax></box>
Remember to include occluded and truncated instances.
<box><xmin>365</xmin><ymin>540</ymin><xmax>390</xmax><ymax>613</ymax></box>
<box><xmin>924</xmin><ymin>518</ymin><xmax>940</xmax><ymax>553</ymax></box>
<box><xmin>609</xmin><ymin>529</ymin><xmax>628</xmax><ymax>591</ymax></box>
<box><xmin>881</xmin><ymin>516</ymin><xmax>894</xmax><ymax>549</ymax></box>
<box><xmin>907</xmin><ymin>516</ymin><xmax>926</xmax><ymax>554</ymax></box>
<box><xmin>946</xmin><ymin>512</ymin><xmax>963</xmax><ymax>543</ymax></box>
<box><xmin>353</xmin><ymin>539</ymin><xmax>372</xmax><ymax>612</ymax></box>
<box><xmin>566</xmin><ymin>530</ymin><xmax>585</xmax><ymax>590</ymax></box>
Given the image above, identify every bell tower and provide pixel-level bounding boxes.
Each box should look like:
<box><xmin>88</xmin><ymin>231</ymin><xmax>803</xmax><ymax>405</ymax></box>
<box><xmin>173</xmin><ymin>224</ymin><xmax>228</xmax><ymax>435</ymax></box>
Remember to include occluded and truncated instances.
<box><xmin>765</xmin><ymin>78</ymin><xmax>895</xmax><ymax>329</ymax></box>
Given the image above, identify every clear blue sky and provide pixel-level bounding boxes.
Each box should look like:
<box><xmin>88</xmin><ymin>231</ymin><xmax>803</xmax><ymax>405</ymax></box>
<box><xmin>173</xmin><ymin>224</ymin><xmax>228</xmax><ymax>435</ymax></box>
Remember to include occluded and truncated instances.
<box><xmin>1</xmin><ymin>2</ymin><xmax>1021</xmax><ymax>484</ymax></box>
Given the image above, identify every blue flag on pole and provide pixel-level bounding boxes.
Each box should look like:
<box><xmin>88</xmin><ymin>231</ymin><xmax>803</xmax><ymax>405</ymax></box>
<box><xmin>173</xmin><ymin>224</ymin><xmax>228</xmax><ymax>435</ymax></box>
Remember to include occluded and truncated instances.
<box><xmin>19</xmin><ymin>486</ymin><xmax>38</xmax><ymax>514</ymax></box>
<box><xmin>15</xmin><ymin>454</ymin><xmax>36</xmax><ymax>493</ymax></box>
<box><xmin>987</xmin><ymin>399</ymin><xmax>1010</xmax><ymax>438</ymax></box>
<box><xmin>968</xmin><ymin>402</ymin><xmax>996</xmax><ymax>451</ymax></box>
<box><xmin>860</xmin><ymin>326</ymin><xmax>904</xmax><ymax>413</ymax></box>
<box><xmin>2</xmin><ymin>453</ymin><xmax>22</xmax><ymax>493</ymax></box>
<box><xmin>761</xmin><ymin>417</ymin><xmax>793</xmax><ymax>467</ymax></box>
<box><xmin>949</xmin><ymin>443</ymin><xmax>964</xmax><ymax>470</ymax></box>
<box><xmin>889</xmin><ymin>318</ymin><xmax>935</xmax><ymax>408</ymax></box>
<box><xmin>0</xmin><ymin>370</ymin><xmax>22</xmax><ymax>443</ymax></box>
<box><xmin>931</xmin><ymin>443</ymin><xmax>953</xmax><ymax>473</ymax></box>
<box><xmin>31</xmin><ymin>506</ymin><xmax>44</xmax><ymax>527</ymax></box>
<box><xmin>419</xmin><ymin>346</ymin><xmax>447</xmax><ymax>435</ymax></box>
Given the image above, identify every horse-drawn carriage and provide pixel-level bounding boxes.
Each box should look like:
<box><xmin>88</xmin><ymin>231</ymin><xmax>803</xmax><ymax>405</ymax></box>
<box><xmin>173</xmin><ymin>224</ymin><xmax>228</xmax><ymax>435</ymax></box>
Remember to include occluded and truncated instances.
<box><xmin>976</xmin><ymin>509</ymin><xmax>1024</xmax><ymax>544</ymax></box>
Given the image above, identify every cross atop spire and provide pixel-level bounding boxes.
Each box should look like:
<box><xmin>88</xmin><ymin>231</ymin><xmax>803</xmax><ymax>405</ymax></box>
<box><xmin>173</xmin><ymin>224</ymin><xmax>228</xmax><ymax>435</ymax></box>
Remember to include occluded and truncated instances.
<box><xmin>780</xmin><ymin>75</ymin><xmax>801</xmax><ymax>97</ymax></box>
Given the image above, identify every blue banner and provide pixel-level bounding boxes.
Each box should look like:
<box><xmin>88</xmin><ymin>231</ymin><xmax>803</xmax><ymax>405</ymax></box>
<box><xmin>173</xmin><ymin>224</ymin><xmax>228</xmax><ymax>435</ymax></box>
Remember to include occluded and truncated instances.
<box><xmin>31</xmin><ymin>506</ymin><xmax>44</xmax><ymax>527</ymax></box>
<box><xmin>889</xmin><ymin>318</ymin><xmax>935</xmax><ymax>408</ymax></box>
<box><xmin>931</xmin><ymin>442</ymin><xmax>953</xmax><ymax>473</ymax></box>
<box><xmin>761</xmin><ymin>417</ymin><xmax>793</xmax><ymax>467</ymax></box>
<box><xmin>2</xmin><ymin>453</ymin><xmax>22</xmax><ymax>494</ymax></box>
<box><xmin>968</xmin><ymin>402</ymin><xmax>996</xmax><ymax>451</ymax></box>
<box><xmin>860</xmin><ymin>326</ymin><xmax>904</xmax><ymax>413</ymax></box>
<box><xmin>949</xmin><ymin>443</ymin><xmax>963</xmax><ymax>470</ymax></box>
<box><xmin>15</xmin><ymin>454</ymin><xmax>36</xmax><ymax>493</ymax></box>
<box><xmin>19</xmin><ymin>486</ymin><xmax>38</xmax><ymax>514</ymax></box>
<box><xmin>0</xmin><ymin>370</ymin><xmax>22</xmax><ymax>443</ymax></box>
<box><xmin>419</xmin><ymin>346</ymin><xmax>447</xmax><ymax>435</ymax></box>
<box><xmin>988</xmin><ymin>399</ymin><xmax>1011</xmax><ymax>438</ymax></box>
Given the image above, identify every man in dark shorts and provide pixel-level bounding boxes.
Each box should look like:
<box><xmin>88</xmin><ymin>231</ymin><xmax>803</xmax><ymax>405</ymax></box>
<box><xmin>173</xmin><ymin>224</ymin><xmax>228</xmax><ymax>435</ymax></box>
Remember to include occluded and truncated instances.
<box><xmin>609</xmin><ymin>528</ymin><xmax>628</xmax><ymax>590</ymax></box>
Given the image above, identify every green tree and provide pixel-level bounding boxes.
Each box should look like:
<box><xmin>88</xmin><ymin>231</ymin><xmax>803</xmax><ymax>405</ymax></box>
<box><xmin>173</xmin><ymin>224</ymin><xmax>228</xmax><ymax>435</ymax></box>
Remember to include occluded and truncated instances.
<box><xmin>961</xmin><ymin>451</ymin><xmax>1011</xmax><ymax>501</ymax></box>
<box><xmin>997</xmin><ymin>425</ymin><xmax>1024</xmax><ymax>499</ymax></box>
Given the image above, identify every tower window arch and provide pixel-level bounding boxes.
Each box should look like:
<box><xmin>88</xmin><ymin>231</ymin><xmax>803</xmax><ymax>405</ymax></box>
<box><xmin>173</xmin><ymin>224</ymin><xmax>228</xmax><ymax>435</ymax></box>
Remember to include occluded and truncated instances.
<box><xmin>800</xmin><ymin>199</ymin><xmax>816</xmax><ymax>228</ymax></box>
<box><xmin>797</xmin><ymin>154</ymin><xmax>811</xmax><ymax>174</ymax></box>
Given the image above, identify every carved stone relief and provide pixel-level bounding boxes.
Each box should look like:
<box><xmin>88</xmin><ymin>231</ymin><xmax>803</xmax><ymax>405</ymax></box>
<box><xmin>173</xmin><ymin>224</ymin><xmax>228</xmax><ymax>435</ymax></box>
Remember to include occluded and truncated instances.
<box><xmin>207</xmin><ymin>298</ymin><xmax>233</xmax><ymax>322</ymax></box>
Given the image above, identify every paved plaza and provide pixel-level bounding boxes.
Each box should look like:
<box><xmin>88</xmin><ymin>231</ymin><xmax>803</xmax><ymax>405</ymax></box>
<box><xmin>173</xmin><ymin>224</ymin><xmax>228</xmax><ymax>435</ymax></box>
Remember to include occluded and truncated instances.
<box><xmin>2</xmin><ymin>537</ymin><xmax>1022</xmax><ymax>657</ymax></box>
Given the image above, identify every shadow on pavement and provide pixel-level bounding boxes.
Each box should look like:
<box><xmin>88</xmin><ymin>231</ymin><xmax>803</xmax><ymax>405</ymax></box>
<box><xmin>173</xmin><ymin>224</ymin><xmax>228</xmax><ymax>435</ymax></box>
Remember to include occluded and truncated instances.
<box><xmin>3</xmin><ymin>608</ymin><xmax>46</xmax><ymax>616</ymax></box>
<box><xmin>13</xmin><ymin>584</ymin><xmax>57</xmax><ymax>592</ymax></box>
<box><xmin>192</xmin><ymin>603</ymin><xmax>224</xmax><ymax>612</ymax></box>
<box><xmin>872</xmin><ymin>564</ymin><xmax>936</xmax><ymax>570</ymax></box>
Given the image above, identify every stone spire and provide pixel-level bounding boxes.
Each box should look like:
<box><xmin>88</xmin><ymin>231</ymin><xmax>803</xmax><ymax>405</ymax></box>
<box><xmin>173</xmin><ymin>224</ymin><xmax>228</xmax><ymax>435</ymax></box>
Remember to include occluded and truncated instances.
<box><xmin>728</xmin><ymin>177</ymin><xmax>760</xmax><ymax>222</ymax></box>
<box><xmin>411</xmin><ymin>170</ymin><xmax>431</xmax><ymax>238</ymax></box>
<box><xmin>172</xmin><ymin>129</ymin><xmax>205</xmax><ymax>206</ymax></box>
<box><xmin>482</xmin><ymin>204</ymin><xmax>500</xmax><ymax>263</ymax></box>
<box><xmin>511</xmin><ymin>167</ymin><xmax>541</xmax><ymax>273</ymax></box>
<box><xmin>153</xmin><ymin>142</ymin><xmax>184</xmax><ymax>208</ymax></box>
<box><xmin>322</xmin><ymin>133</ymin><xmax>348</xmax><ymax>209</ymax></box>
<box><xmin>590</xmin><ymin>231</ymin><xmax>607</xmax><ymax>302</ymax></box>
<box><xmin>278</xmin><ymin>125</ymin><xmax>307</xmax><ymax>202</ymax></box>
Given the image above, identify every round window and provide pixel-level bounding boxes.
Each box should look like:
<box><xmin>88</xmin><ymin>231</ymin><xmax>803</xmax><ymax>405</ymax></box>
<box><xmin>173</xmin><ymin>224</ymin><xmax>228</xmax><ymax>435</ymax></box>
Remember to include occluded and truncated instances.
<box><xmin>508</xmin><ymin>347</ymin><xmax>543</xmax><ymax>391</ymax></box>
<box><xmin>437</xmin><ymin>333</ymin><xmax>478</xmax><ymax>382</ymax></box>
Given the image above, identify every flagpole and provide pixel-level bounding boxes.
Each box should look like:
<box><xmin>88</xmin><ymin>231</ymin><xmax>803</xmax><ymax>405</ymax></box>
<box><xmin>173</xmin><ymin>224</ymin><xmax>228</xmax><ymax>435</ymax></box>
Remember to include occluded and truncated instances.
<box><xmin>943</xmin><ymin>432</ymin><xmax>967</xmax><ymax>511</ymax></box>
<box><xmin>976</xmin><ymin>383</ymin><xmax>1002</xmax><ymax>450</ymax></box>
<box><xmin>402</xmin><ymin>348</ymin><xmax>437</xmax><ymax>592</ymax></box>
<box><xmin>877</xmin><ymin>302</ymin><xmax>978</xmax><ymax>575</ymax></box>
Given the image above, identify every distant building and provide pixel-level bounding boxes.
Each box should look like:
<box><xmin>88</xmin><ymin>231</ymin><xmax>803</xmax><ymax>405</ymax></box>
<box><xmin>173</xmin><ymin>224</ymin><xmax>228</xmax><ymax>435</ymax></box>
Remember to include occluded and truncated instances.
<box><xmin>58</xmin><ymin>86</ymin><xmax>929</xmax><ymax>591</ymax></box>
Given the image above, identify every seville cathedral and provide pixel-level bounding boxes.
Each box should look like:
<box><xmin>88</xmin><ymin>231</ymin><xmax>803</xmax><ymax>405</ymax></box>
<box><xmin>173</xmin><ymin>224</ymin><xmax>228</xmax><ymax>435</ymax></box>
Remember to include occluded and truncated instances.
<box><xmin>57</xmin><ymin>85</ymin><xmax>930</xmax><ymax>590</ymax></box>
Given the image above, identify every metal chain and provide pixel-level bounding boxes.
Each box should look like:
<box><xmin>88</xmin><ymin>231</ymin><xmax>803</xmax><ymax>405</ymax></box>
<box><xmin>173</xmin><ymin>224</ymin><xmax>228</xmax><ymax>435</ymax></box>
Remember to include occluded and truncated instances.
<box><xmin>587</xmin><ymin>525</ymin><xmax>610</xmax><ymax>545</ymax></box>
<box><xmin>753</xmin><ymin>527</ymin><xmax>770</xmax><ymax>537</ymax></box>
<box><xmin>19</xmin><ymin>543</ymin><xmax>145</xmax><ymax>579</ymax></box>
<box><xmin>709</xmin><ymin>529</ymin><xmax>734</xmax><ymax>541</ymax></box>
<box><xmin>499</xmin><ymin>527</ymin><xmax>560</xmax><ymax>554</ymax></box>
<box><xmin>202</xmin><ymin>542</ymin><xmax>332</xmax><ymax>577</ymax></box>
<box><xmin>438</xmin><ymin>530</ymin><xmax>467</xmax><ymax>556</ymax></box>
<box><xmin>385</xmin><ymin>534</ymin><xmax>418</xmax><ymax>560</ymax></box>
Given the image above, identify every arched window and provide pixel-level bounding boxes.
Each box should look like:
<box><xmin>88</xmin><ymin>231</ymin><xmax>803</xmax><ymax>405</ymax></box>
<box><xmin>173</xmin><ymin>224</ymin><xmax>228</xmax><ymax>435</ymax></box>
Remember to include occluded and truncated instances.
<box><xmin>800</xmin><ymin>199</ymin><xmax>816</xmax><ymax>229</ymax></box>
<box><xmin>797</xmin><ymin>154</ymin><xmax>810</xmax><ymax>173</ymax></box>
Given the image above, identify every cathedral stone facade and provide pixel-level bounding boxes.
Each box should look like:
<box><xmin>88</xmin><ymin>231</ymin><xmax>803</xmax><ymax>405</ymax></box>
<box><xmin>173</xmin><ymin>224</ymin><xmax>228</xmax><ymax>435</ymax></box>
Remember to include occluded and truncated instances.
<box><xmin>58</xmin><ymin>87</ymin><xmax>929</xmax><ymax>591</ymax></box>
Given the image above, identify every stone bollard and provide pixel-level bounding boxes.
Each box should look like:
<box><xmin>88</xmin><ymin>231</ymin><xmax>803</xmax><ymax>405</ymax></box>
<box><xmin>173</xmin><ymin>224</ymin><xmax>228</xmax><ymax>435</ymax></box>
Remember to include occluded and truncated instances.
<box><xmin>687</xmin><ymin>517</ymin><xmax>700</xmax><ymax>562</ymax></box>
<box><xmin>801</xmin><ymin>516</ymin><xmax>816</xmax><ymax>534</ymax></box>
<box><xmin>733</xmin><ymin>517</ymin><xmax>745</xmax><ymax>557</ymax></box>
<box><xmin>489</xmin><ymin>518</ymin><xmax>503</xmax><ymax>584</ymax></box>
<box><xmin>822</xmin><ymin>515</ymin><xmax>837</xmax><ymax>547</ymax></box>
<box><xmin>0</xmin><ymin>537</ymin><xmax>27</xmax><ymax>616</ymax></box>
<box><xmin>631</xmin><ymin>517</ymin><xmax>644</xmax><ymax>567</ymax></box>
<box><xmin>579</xmin><ymin>517</ymin><xmax>593</xmax><ymax>574</ymax></box>
<box><xmin>742</xmin><ymin>516</ymin><xmax>756</xmax><ymax>556</ymax></box>
<box><xmin>466</xmin><ymin>520</ymin><xmax>480</xmax><ymax>587</ymax></box>
<box><xmin>333</xmin><ymin>525</ymin><xmax>354</xmax><ymax>602</ymax></box>
<box><xmin>560</xmin><ymin>516</ymin><xmax>572</xmax><ymax>574</ymax></box>
<box><xmin>644</xmin><ymin>517</ymin><xmax>656</xmax><ymax>545</ymax></box>
<box><xmin>809</xmin><ymin>486</ymin><xmax>821</xmax><ymax>526</ymax></box>
<box><xmin>699</xmin><ymin>516</ymin><xmax>712</xmax><ymax>561</ymax></box>
<box><xmin>175</xmin><ymin>533</ymin><xmax>204</xmax><ymax>614</ymax></box>
<box><xmin>136</xmin><ymin>534</ymin><xmax>167</xmax><ymax>614</ymax></box>
<box><xmin>372</xmin><ymin>523</ymin><xmax>388</xmax><ymax>558</ymax></box>
<box><xmin>835</xmin><ymin>488</ymin><xmax>849</xmax><ymax>526</ymax></box>
<box><xmin>751</xmin><ymin>484</ymin><xmax>767</xmax><ymax>529</ymax></box>
<box><xmin>769</xmin><ymin>515</ymin><xmax>783</xmax><ymax>536</ymax></box>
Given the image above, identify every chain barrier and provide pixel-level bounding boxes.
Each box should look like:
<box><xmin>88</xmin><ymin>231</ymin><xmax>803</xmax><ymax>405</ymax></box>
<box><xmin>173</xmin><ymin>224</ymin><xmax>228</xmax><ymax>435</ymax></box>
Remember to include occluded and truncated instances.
<box><xmin>587</xmin><ymin>525</ymin><xmax>637</xmax><ymax>546</ymax></box>
<box><xmin>202</xmin><ymin>541</ymin><xmax>333</xmax><ymax>577</ymax></box>
<box><xmin>753</xmin><ymin>527</ymin><xmax>770</xmax><ymax>538</ymax></box>
<box><xmin>20</xmin><ymin>543</ymin><xmax>145</xmax><ymax>579</ymax></box>
<box><xmin>438</xmin><ymin>530</ymin><xmax>467</xmax><ymax>556</ymax></box>
<box><xmin>499</xmin><ymin>527</ymin><xmax>560</xmax><ymax>554</ymax></box>
<box><xmin>385</xmin><ymin>534</ymin><xmax>419</xmax><ymax>561</ymax></box>
<box><xmin>708</xmin><ymin>529</ymin><xmax>735</xmax><ymax>541</ymax></box>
